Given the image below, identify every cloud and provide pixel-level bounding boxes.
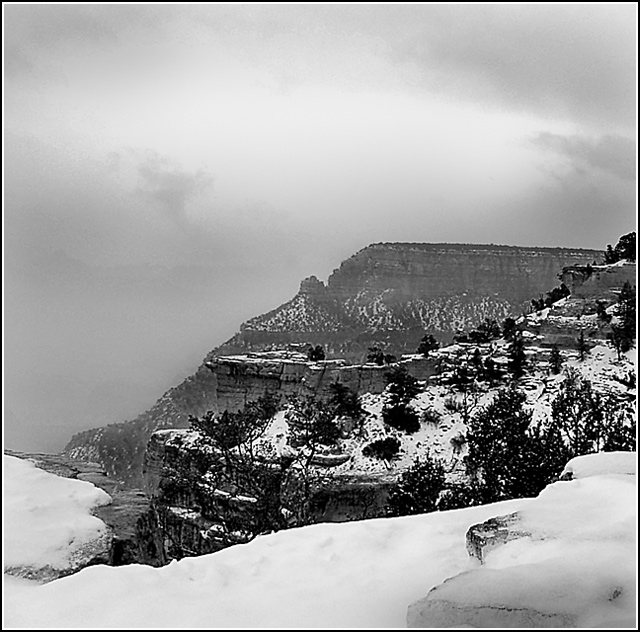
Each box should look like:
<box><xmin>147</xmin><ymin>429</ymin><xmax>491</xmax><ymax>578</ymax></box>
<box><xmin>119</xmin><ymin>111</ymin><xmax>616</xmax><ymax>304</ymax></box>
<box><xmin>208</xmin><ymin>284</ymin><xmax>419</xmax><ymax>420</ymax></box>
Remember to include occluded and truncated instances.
<box><xmin>389</xmin><ymin>4</ymin><xmax>637</xmax><ymax>130</ymax></box>
<box><xmin>134</xmin><ymin>152</ymin><xmax>213</xmax><ymax>225</ymax></box>
<box><xmin>532</xmin><ymin>133</ymin><xmax>636</xmax><ymax>181</ymax></box>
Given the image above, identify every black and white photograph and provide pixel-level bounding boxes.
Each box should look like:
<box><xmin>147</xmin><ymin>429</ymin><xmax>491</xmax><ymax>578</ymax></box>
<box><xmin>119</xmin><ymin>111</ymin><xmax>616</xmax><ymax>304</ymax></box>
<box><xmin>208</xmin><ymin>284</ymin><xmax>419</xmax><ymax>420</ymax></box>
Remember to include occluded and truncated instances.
<box><xmin>3</xmin><ymin>3</ymin><xmax>637</xmax><ymax>628</ymax></box>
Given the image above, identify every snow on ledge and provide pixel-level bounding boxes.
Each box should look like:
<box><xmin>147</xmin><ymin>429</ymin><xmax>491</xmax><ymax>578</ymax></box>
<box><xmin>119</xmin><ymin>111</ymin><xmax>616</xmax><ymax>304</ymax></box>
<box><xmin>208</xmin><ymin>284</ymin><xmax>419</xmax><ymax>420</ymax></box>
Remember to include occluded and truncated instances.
<box><xmin>560</xmin><ymin>451</ymin><xmax>636</xmax><ymax>480</ymax></box>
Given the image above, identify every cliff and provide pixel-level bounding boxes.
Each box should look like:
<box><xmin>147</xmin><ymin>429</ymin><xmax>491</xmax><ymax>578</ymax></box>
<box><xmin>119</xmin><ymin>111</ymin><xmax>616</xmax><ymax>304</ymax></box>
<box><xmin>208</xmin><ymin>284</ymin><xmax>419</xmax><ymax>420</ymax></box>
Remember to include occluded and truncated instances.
<box><xmin>64</xmin><ymin>242</ymin><xmax>599</xmax><ymax>486</ymax></box>
<box><xmin>217</xmin><ymin>243</ymin><xmax>600</xmax><ymax>357</ymax></box>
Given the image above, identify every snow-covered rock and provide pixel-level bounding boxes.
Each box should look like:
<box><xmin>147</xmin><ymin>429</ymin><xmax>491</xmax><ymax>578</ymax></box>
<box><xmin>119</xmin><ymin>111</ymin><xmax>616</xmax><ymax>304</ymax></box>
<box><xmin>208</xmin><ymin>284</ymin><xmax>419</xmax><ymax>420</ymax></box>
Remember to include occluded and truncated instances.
<box><xmin>3</xmin><ymin>455</ymin><xmax>112</xmax><ymax>582</ymax></box>
<box><xmin>407</xmin><ymin>451</ymin><xmax>636</xmax><ymax>628</ymax></box>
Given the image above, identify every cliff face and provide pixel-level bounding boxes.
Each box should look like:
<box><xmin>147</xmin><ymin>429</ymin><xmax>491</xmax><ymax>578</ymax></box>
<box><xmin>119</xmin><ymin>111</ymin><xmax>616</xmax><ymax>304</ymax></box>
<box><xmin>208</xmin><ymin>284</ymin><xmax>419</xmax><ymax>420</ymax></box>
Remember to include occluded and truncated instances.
<box><xmin>219</xmin><ymin>243</ymin><xmax>599</xmax><ymax>357</ymax></box>
<box><xmin>64</xmin><ymin>242</ymin><xmax>599</xmax><ymax>486</ymax></box>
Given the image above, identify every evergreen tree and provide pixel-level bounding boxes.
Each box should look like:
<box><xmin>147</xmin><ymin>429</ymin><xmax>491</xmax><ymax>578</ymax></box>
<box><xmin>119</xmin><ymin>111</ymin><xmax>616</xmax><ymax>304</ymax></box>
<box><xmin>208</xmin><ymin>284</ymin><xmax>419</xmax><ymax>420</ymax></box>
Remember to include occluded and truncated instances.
<box><xmin>549</xmin><ymin>369</ymin><xmax>604</xmax><ymax>455</ymax></box>
<box><xmin>576</xmin><ymin>330</ymin><xmax>590</xmax><ymax>362</ymax></box>
<box><xmin>366</xmin><ymin>346</ymin><xmax>385</xmax><ymax>365</ymax></box>
<box><xmin>417</xmin><ymin>334</ymin><xmax>440</xmax><ymax>356</ymax></box>
<box><xmin>502</xmin><ymin>317</ymin><xmax>517</xmax><ymax>341</ymax></box>
<box><xmin>595</xmin><ymin>300</ymin><xmax>612</xmax><ymax>324</ymax></box>
<box><xmin>508</xmin><ymin>332</ymin><xmax>527</xmax><ymax>378</ymax></box>
<box><xmin>382</xmin><ymin>366</ymin><xmax>422</xmax><ymax>434</ymax></box>
<box><xmin>549</xmin><ymin>344</ymin><xmax>564</xmax><ymax>375</ymax></box>
<box><xmin>465</xmin><ymin>386</ymin><xmax>540</xmax><ymax>502</ymax></box>
<box><xmin>328</xmin><ymin>382</ymin><xmax>363</xmax><ymax>420</ymax></box>
<box><xmin>387</xmin><ymin>454</ymin><xmax>445</xmax><ymax>516</ymax></box>
<box><xmin>307</xmin><ymin>345</ymin><xmax>326</xmax><ymax>361</ymax></box>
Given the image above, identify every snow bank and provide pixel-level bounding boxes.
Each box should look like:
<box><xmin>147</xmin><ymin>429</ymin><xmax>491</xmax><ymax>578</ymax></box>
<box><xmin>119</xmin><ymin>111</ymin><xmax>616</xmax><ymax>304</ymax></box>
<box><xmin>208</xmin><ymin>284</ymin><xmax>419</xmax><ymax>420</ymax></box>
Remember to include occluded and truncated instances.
<box><xmin>4</xmin><ymin>496</ymin><xmax>526</xmax><ymax>628</ymax></box>
<box><xmin>3</xmin><ymin>455</ymin><xmax>112</xmax><ymax>578</ymax></box>
<box><xmin>3</xmin><ymin>453</ymin><xmax>636</xmax><ymax>628</ymax></box>
<box><xmin>561</xmin><ymin>451</ymin><xmax>636</xmax><ymax>479</ymax></box>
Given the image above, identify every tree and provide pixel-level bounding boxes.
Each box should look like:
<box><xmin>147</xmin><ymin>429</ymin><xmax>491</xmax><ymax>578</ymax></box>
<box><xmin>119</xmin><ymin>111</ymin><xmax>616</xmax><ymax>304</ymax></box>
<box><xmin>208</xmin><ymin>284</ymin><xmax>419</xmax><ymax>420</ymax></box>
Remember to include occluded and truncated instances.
<box><xmin>604</xmin><ymin>231</ymin><xmax>636</xmax><ymax>263</ymax></box>
<box><xmin>362</xmin><ymin>436</ymin><xmax>401</xmax><ymax>461</ymax></box>
<box><xmin>548</xmin><ymin>369</ymin><xmax>634</xmax><ymax>456</ymax></box>
<box><xmin>595</xmin><ymin>300</ymin><xmax>612</xmax><ymax>324</ymax></box>
<box><xmin>382</xmin><ymin>366</ymin><xmax>423</xmax><ymax>434</ymax></box>
<box><xmin>387</xmin><ymin>454</ymin><xmax>445</xmax><ymax>517</ymax></box>
<box><xmin>482</xmin><ymin>356</ymin><xmax>502</xmax><ymax>383</ymax></box>
<box><xmin>549</xmin><ymin>344</ymin><xmax>563</xmax><ymax>375</ymax></box>
<box><xmin>576</xmin><ymin>330</ymin><xmax>590</xmax><ymax>362</ymax></box>
<box><xmin>366</xmin><ymin>346</ymin><xmax>385</xmax><ymax>365</ymax></box>
<box><xmin>465</xmin><ymin>386</ymin><xmax>541</xmax><ymax>502</ymax></box>
<box><xmin>608</xmin><ymin>324</ymin><xmax>633</xmax><ymax>360</ymax></box>
<box><xmin>328</xmin><ymin>382</ymin><xmax>363</xmax><ymax>420</ymax></box>
<box><xmin>502</xmin><ymin>317</ymin><xmax>518</xmax><ymax>341</ymax></box>
<box><xmin>307</xmin><ymin>345</ymin><xmax>326</xmax><ymax>361</ymax></box>
<box><xmin>417</xmin><ymin>334</ymin><xmax>440</xmax><ymax>356</ymax></box>
<box><xmin>508</xmin><ymin>332</ymin><xmax>527</xmax><ymax>378</ymax></box>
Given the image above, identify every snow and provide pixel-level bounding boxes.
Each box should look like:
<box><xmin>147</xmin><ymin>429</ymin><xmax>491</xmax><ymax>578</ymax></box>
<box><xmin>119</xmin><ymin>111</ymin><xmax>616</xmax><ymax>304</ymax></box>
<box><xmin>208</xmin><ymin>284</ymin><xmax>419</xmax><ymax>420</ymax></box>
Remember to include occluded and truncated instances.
<box><xmin>561</xmin><ymin>451</ymin><xmax>636</xmax><ymax>479</ymax></box>
<box><xmin>3</xmin><ymin>455</ymin><xmax>111</xmax><ymax>575</ymax></box>
<box><xmin>4</xmin><ymin>452</ymin><xmax>636</xmax><ymax>628</ymax></box>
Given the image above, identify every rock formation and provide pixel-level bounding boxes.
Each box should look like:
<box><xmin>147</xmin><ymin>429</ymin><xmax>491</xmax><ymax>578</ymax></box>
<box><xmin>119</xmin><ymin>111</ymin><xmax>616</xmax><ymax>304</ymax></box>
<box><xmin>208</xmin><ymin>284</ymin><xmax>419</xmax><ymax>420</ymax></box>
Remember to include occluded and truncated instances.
<box><xmin>5</xmin><ymin>450</ymin><xmax>165</xmax><ymax>569</ymax></box>
<box><xmin>63</xmin><ymin>242</ymin><xmax>599</xmax><ymax>486</ymax></box>
<box><xmin>407</xmin><ymin>452</ymin><xmax>636</xmax><ymax>628</ymax></box>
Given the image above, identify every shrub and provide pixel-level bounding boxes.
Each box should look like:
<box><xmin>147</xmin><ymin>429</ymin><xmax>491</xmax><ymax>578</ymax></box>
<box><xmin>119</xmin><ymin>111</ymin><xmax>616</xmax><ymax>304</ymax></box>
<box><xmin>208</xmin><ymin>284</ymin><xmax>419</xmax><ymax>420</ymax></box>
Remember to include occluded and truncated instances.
<box><xmin>362</xmin><ymin>436</ymin><xmax>401</xmax><ymax>461</ymax></box>
<box><xmin>422</xmin><ymin>408</ymin><xmax>442</xmax><ymax>426</ymax></box>
<box><xmin>417</xmin><ymin>334</ymin><xmax>439</xmax><ymax>356</ymax></box>
<box><xmin>307</xmin><ymin>345</ymin><xmax>326</xmax><ymax>361</ymax></box>
<box><xmin>444</xmin><ymin>395</ymin><xmax>463</xmax><ymax>413</ymax></box>
<box><xmin>328</xmin><ymin>382</ymin><xmax>363</xmax><ymax>420</ymax></box>
<box><xmin>387</xmin><ymin>454</ymin><xmax>446</xmax><ymax>517</ymax></box>
<box><xmin>384</xmin><ymin>366</ymin><xmax>422</xmax><ymax>404</ymax></box>
<box><xmin>366</xmin><ymin>346</ymin><xmax>385</xmax><ymax>365</ymax></box>
<box><xmin>382</xmin><ymin>404</ymin><xmax>421</xmax><ymax>434</ymax></box>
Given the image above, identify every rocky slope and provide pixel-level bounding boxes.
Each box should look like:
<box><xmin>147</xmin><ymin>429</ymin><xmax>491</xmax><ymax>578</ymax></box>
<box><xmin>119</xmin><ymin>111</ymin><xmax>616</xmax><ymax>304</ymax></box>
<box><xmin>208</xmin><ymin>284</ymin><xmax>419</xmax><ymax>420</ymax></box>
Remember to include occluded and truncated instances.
<box><xmin>139</xmin><ymin>261</ymin><xmax>635</xmax><ymax>563</ymax></box>
<box><xmin>63</xmin><ymin>242</ymin><xmax>598</xmax><ymax>486</ymax></box>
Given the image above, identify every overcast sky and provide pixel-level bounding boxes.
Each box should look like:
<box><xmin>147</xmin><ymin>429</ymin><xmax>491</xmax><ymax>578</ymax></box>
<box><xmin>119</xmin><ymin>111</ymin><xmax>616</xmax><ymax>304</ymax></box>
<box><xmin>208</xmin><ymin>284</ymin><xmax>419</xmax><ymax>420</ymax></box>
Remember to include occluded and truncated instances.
<box><xmin>4</xmin><ymin>4</ymin><xmax>637</xmax><ymax>452</ymax></box>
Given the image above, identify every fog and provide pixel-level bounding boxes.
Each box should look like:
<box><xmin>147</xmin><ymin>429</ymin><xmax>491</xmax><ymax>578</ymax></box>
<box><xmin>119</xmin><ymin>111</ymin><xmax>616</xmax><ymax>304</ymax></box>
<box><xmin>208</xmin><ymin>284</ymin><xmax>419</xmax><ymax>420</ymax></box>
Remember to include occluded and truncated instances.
<box><xmin>3</xmin><ymin>4</ymin><xmax>636</xmax><ymax>452</ymax></box>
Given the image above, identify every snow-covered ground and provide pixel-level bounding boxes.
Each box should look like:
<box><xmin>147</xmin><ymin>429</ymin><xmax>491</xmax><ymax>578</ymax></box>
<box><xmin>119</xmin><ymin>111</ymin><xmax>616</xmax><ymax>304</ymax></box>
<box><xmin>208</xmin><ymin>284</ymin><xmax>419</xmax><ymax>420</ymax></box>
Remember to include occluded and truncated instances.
<box><xmin>3</xmin><ymin>452</ymin><xmax>636</xmax><ymax>628</ymax></box>
<box><xmin>3</xmin><ymin>455</ymin><xmax>111</xmax><ymax>581</ymax></box>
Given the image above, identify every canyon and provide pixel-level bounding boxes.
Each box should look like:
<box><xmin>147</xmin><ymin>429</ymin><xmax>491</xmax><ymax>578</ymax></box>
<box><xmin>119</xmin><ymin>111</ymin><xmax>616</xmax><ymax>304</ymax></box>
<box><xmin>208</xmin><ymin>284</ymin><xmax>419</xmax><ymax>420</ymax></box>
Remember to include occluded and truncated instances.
<box><xmin>63</xmin><ymin>242</ymin><xmax>599</xmax><ymax>487</ymax></box>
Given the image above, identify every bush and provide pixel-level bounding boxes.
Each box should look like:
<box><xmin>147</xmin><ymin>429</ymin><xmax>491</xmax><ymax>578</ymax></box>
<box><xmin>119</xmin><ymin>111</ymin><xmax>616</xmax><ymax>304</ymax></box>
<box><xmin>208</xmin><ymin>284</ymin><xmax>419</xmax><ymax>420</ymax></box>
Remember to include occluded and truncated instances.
<box><xmin>387</xmin><ymin>454</ymin><xmax>446</xmax><ymax>517</ymax></box>
<box><xmin>307</xmin><ymin>345</ymin><xmax>326</xmax><ymax>361</ymax></box>
<box><xmin>443</xmin><ymin>395</ymin><xmax>463</xmax><ymax>413</ymax></box>
<box><xmin>362</xmin><ymin>436</ymin><xmax>401</xmax><ymax>460</ymax></box>
<box><xmin>366</xmin><ymin>346</ymin><xmax>385</xmax><ymax>365</ymax></box>
<box><xmin>382</xmin><ymin>404</ymin><xmax>421</xmax><ymax>434</ymax></box>
<box><xmin>417</xmin><ymin>334</ymin><xmax>439</xmax><ymax>356</ymax></box>
<box><xmin>384</xmin><ymin>366</ymin><xmax>422</xmax><ymax>404</ymax></box>
<box><xmin>328</xmin><ymin>382</ymin><xmax>363</xmax><ymax>420</ymax></box>
<box><xmin>422</xmin><ymin>408</ymin><xmax>442</xmax><ymax>426</ymax></box>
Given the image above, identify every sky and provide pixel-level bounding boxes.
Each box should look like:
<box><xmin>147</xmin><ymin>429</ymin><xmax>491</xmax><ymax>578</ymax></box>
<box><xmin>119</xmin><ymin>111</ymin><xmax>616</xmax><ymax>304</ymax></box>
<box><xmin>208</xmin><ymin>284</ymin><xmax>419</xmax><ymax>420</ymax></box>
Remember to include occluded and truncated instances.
<box><xmin>3</xmin><ymin>4</ymin><xmax>637</xmax><ymax>452</ymax></box>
